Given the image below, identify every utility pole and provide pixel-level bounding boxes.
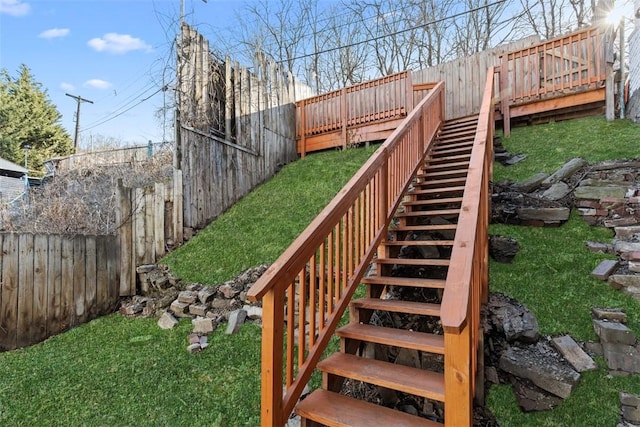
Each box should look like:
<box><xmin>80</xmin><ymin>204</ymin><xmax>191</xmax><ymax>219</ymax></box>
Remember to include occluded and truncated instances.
<box><xmin>65</xmin><ymin>93</ymin><xmax>93</xmax><ymax>153</ymax></box>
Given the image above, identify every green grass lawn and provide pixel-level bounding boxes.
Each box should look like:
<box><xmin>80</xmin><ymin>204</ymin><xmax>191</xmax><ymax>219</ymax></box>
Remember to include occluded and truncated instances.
<box><xmin>487</xmin><ymin>117</ymin><xmax>640</xmax><ymax>426</ymax></box>
<box><xmin>1</xmin><ymin>117</ymin><xmax>640</xmax><ymax>426</ymax></box>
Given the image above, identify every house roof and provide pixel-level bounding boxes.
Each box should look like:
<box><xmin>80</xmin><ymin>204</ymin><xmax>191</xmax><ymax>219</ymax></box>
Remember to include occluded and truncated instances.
<box><xmin>0</xmin><ymin>157</ymin><xmax>27</xmax><ymax>174</ymax></box>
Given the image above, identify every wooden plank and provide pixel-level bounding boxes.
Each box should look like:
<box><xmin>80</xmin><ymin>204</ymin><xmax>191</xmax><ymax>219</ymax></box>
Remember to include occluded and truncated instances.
<box><xmin>85</xmin><ymin>235</ymin><xmax>97</xmax><ymax>318</ymax></box>
<box><xmin>60</xmin><ymin>236</ymin><xmax>74</xmax><ymax>326</ymax></box>
<box><xmin>134</xmin><ymin>187</ymin><xmax>146</xmax><ymax>267</ymax></box>
<box><xmin>32</xmin><ymin>234</ymin><xmax>48</xmax><ymax>343</ymax></box>
<box><xmin>116</xmin><ymin>182</ymin><xmax>133</xmax><ymax>296</ymax></box>
<box><xmin>174</xmin><ymin>169</ymin><xmax>184</xmax><ymax>245</ymax></box>
<box><xmin>0</xmin><ymin>233</ymin><xmax>18</xmax><ymax>350</ymax></box>
<box><xmin>47</xmin><ymin>235</ymin><xmax>62</xmax><ymax>337</ymax></box>
<box><xmin>73</xmin><ymin>235</ymin><xmax>86</xmax><ymax>323</ymax></box>
<box><xmin>17</xmin><ymin>234</ymin><xmax>34</xmax><ymax>348</ymax></box>
<box><xmin>96</xmin><ymin>236</ymin><xmax>109</xmax><ymax>314</ymax></box>
<box><xmin>152</xmin><ymin>182</ymin><xmax>167</xmax><ymax>262</ymax></box>
<box><xmin>144</xmin><ymin>188</ymin><xmax>155</xmax><ymax>264</ymax></box>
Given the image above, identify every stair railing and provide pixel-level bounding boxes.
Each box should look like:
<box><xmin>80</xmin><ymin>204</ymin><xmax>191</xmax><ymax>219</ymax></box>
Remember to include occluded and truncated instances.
<box><xmin>248</xmin><ymin>81</ymin><xmax>445</xmax><ymax>426</ymax></box>
<box><xmin>440</xmin><ymin>68</ymin><xmax>495</xmax><ymax>426</ymax></box>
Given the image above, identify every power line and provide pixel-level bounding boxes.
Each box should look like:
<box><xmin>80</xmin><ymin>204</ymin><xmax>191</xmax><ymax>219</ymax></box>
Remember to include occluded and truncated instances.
<box><xmin>80</xmin><ymin>87</ymin><xmax>163</xmax><ymax>133</ymax></box>
<box><xmin>277</xmin><ymin>0</ymin><xmax>509</xmax><ymax>64</ymax></box>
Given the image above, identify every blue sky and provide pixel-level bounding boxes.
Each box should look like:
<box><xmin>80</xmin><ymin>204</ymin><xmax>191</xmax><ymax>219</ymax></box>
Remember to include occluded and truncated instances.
<box><xmin>0</xmin><ymin>0</ymin><xmax>245</xmax><ymax>148</ymax></box>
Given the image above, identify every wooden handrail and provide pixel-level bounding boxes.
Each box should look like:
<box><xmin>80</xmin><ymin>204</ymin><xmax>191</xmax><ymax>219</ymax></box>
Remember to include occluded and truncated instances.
<box><xmin>441</xmin><ymin>67</ymin><xmax>495</xmax><ymax>426</ymax></box>
<box><xmin>248</xmin><ymin>81</ymin><xmax>445</xmax><ymax>426</ymax></box>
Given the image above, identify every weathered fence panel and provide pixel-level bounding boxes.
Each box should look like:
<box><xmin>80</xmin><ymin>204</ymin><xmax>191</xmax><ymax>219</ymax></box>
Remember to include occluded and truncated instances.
<box><xmin>0</xmin><ymin>233</ymin><xmax>119</xmax><ymax>352</ymax></box>
<box><xmin>176</xmin><ymin>23</ymin><xmax>313</xmax><ymax>230</ymax></box>
<box><xmin>412</xmin><ymin>36</ymin><xmax>541</xmax><ymax>119</ymax></box>
<box><xmin>116</xmin><ymin>170</ymin><xmax>183</xmax><ymax>296</ymax></box>
<box><xmin>52</xmin><ymin>142</ymin><xmax>172</xmax><ymax>172</ymax></box>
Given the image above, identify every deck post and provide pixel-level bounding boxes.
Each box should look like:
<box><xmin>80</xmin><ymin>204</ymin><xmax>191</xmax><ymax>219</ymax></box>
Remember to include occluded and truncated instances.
<box><xmin>300</xmin><ymin>100</ymin><xmax>307</xmax><ymax>158</ymax></box>
<box><xmin>341</xmin><ymin>88</ymin><xmax>347</xmax><ymax>150</ymax></box>
<box><xmin>260</xmin><ymin>290</ymin><xmax>285</xmax><ymax>427</ymax></box>
<box><xmin>444</xmin><ymin>324</ymin><xmax>473</xmax><ymax>426</ymax></box>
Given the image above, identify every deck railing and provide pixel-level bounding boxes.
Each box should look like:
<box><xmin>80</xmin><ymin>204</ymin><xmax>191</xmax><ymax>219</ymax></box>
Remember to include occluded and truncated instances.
<box><xmin>297</xmin><ymin>71</ymin><xmax>413</xmax><ymax>155</ymax></box>
<box><xmin>499</xmin><ymin>26</ymin><xmax>606</xmax><ymax>135</ymax></box>
<box><xmin>248</xmin><ymin>81</ymin><xmax>445</xmax><ymax>426</ymax></box>
<box><xmin>441</xmin><ymin>68</ymin><xmax>495</xmax><ymax>425</ymax></box>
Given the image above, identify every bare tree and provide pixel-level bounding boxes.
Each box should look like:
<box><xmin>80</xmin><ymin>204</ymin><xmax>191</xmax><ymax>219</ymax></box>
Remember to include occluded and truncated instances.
<box><xmin>519</xmin><ymin>0</ymin><xmax>582</xmax><ymax>39</ymax></box>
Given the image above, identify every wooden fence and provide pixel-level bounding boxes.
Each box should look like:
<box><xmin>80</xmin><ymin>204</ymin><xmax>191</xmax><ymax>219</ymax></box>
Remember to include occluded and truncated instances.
<box><xmin>176</xmin><ymin>23</ymin><xmax>314</xmax><ymax>230</ymax></box>
<box><xmin>51</xmin><ymin>142</ymin><xmax>172</xmax><ymax>173</ymax></box>
<box><xmin>116</xmin><ymin>170</ymin><xmax>184</xmax><ymax>296</ymax></box>
<box><xmin>0</xmin><ymin>233</ymin><xmax>119</xmax><ymax>351</ymax></box>
<box><xmin>413</xmin><ymin>36</ymin><xmax>540</xmax><ymax>120</ymax></box>
<box><xmin>296</xmin><ymin>71</ymin><xmax>413</xmax><ymax>155</ymax></box>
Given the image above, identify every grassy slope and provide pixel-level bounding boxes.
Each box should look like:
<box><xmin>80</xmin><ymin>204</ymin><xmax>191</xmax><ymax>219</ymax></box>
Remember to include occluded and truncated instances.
<box><xmin>0</xmin><ymin>145</ymin><xmax>376</xmax><ymax>427</ymax></box>
<box><xmin>487</xmin><ymin>117</ymin><xmax>640</xmax><ymax>426</ymax></box>
<box><xmin>2</xmin><ymin>117</ymin><xmax>640</xmax><ymax>426</ymax></box>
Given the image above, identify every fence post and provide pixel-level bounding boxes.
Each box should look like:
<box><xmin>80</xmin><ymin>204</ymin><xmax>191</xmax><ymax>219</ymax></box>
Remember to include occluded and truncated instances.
<box><xmin>341</xmin><ymin>87</ymin><xmax>347</xmax><ymax>150</ymax></box>
<box><xmin>444</xmin><ymin>325</ymin><xmax>473</xmax><ymax>426</ymax></box>
<box><xmin>260</xmin><ymin>289</ymin><xmax>285</xmax><ymax>427</ymax></box>
<box><xmin>499</xmin><ymin>56</ymin><xmax>511</xmax><ymax>137</ymax></box>
<box><xmin>116</xmin><ymin>180</ymin><xmax>134</xmax><ymax>296</ymax></box>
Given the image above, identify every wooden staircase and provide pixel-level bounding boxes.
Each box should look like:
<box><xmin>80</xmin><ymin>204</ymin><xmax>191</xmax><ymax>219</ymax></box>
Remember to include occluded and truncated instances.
<box><xmin>295</xmin><ymin>116</ymin><xmax>479</xmax><ymax>426</ymax></box>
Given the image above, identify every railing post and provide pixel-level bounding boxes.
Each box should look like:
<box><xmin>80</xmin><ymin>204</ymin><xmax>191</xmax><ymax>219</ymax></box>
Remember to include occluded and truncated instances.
<box><xmin>300</xmin><ymin>100</ymin><xmax>307</xmax><ymax>158</ymax></box>
<box><xmin>260</xmin><ymin>290</ymin><xmax>285</xmax><ymax>427</ymax></box>
<box><xmin>341</xmin><ymin>88</ymin><xmax>347</xmax><ymax>150</ymax></box>
<box><xmin>499</xmin><ymin>56</ymin><xmax>511</xmax><ymax>137</ymax></box>
<box><xmin>444</xmin><ymin>325</ymin><xmax>473</xmax><ymax>426</ymax></box>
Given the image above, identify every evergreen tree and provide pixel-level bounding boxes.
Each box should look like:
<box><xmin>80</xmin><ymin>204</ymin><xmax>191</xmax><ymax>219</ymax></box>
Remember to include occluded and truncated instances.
<box><xmin>0</xmin><ymin>64</ymin><xmax>72</xmax><ymax>175</ymax></box>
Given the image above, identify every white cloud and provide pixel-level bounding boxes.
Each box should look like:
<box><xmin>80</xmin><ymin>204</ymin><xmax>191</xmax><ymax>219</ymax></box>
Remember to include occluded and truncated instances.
<box><xmin>87</xmin><ymin>33</ymin><xmax>152</xmax><ymax>54</ymax></box>
<box><xmin>0</xmin><ymin>0</ymin><xmax>31</xmax><ymax>16</ymax></box>
<box><xmin>60</xmin><ymin>82</ymin><xmax>75</xmax><ymax>91</ymax></box>
<box><xmin>39</xmin><ymin>28</ymin><xmax>70</xmax><ymax>39</ymax></box>
<box><xmin>84</xmin><ymin>79</ymin><xmax>112</xmax><ymax>90</ymax></box>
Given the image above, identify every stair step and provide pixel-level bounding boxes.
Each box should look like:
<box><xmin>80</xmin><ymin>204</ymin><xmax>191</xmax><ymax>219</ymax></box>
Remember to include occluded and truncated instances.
<box><xmin>319</xmin><ymin>353</ymin><xmax>445</xmax><ymax>401</ymax></box>
<box><xmin>427</xmin><ymin>153</ymin><xmax>471</xmax><ymax>163</ymax></box>
<box><xmin>395</xmin><ymin>208</ymin><xmax>460</xmax><ymax>217</ymax></box>
<box><xmin>296</xmin><ymin>390</ymin><xmax>442</xmax><ymax>427</ymax></box>
<box><xmin>420</xmin><ymin>170</ymin><xmax>468</xmax><ymax>179</ymax></box>
<box><xmin>362</xmin><ymin>275</ymin><xmax>446</xmax><ymax>289</ymax></box>
<box><xmin>413</xmin><ymin>177</ymin><xmax>467</xmax><ymax>187</ymax></box>
<box><xmin>392</xmin><ymin>224</ymin><xmax>458</xmax><ymax>232</ymax></box>
<box><xmin>337</xmin><ymin>323</ymin><xmax>445</xmax><ymax>354</ymax></box>
<box><xmin>373</xmin><ymin>257</ymin><xmax>450</xmax><ymax>267</ymax></box>
<box><xmin>383</xmin><ymin>240</ymin><xmax>454</xmax><ymax>246</ymax></box>
<box><xmin>437</xmin><ymin>135</ymin><xmax>475</xmax><ymax>145</ymax></box>
<box><xmin>432</xmin><ymin>140</ymin><xmax>474</xmax><ymax>151</ymax></box>
<box><xmin>424</xmin><ymin>160</ymin><xmax>470</xmax><ymax>170</ymax></box>
<box><xmin>403</xmin><ymin>197</ymin><xmax>463</xmax><ymax>206</ymax></box>
<box><xmin>351</xmin><ymin>297</ymin><xmax>441</xmax><ymax>316</ymax></box>
<box><xmin>408</xmin><ymin>186</ymin><xmax>465</xmax><ymax>195</ymax></box>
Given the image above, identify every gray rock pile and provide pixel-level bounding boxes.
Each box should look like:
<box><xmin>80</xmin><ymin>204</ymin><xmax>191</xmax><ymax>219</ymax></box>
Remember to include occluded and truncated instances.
<box><xmin>585</xmin><ymin>308</ymin><xmax>640</xmax><ymax>375</ymax></box>
<box><xmin>119</xmin><ymin>264</ymin><xmax>269</xmax><ymax>352</ymax></box>
<box><xmin>493</xmin><ymin>158</ymin><xmax>640</xmax><ymax>227</ymax></box>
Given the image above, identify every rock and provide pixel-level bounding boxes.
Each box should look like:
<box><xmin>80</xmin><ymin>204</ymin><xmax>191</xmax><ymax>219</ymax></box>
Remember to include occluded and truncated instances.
<box><xmin>225</xmin><ymin>309</ymin><xmax>247</xmax><ymax>334</ymax></box>
<box><xmin>591</xmin><ymin>260</ymin><xmax>620</xmax><ymax>280</ymax></box>
<box><xmin>512</xmin><ymin>172</ymin><xmax>549</xmax><ymax>193</ymax></box>
<box><xmin>615</xmin><ymin>226</ymin><xmax>640</xmax><ymax>241</ymax></box>
<box><xmin>243</xmin><ymin>305</ymin><xmax>263</xmax><ymax>320</ymax></box>
<box><xmin>157</xmin><ymin>311</ymin><xmax>179</xmax><ymax>329</ymax></box>
<box><xmin>198</xmin><ymin>287</ymin><xmax>217</xmax><ymax>304</ymax></box>
<box><xmin>170</xmin><ymin>300</ymin><xmax>191</xmax><ymax>318</ymax></box>
<box><xmin>485</xmin><ymin>366</ymin><xmax>499</xmax><ymax>384</ymax></box>
<box><xmin>122</xmin><ymin>303</ymin><xmax>143</xmax><ymax>316</ymax></box>
<box><xmin>602</xmin><ymin>343</ymin><xmax>640</xmax><ymax>373</ymax></box>
<box><xmin>541</xmin><ymin>158</ymin><xmax>587</xmax><ymax>187</ymax></box>
<box><xmin>219</xmin><ymin>284</ymin><xmax>240</xmax><ymax>299</ymax></box>
<box><xmin>605</xmin><ymin>217</ymin><xmax>639</xmax><ymax>228</ymax></box>
<box><xmin>499</xmin><ymin>344</ymin><xmax>581</xmax><ymax>399</ymax></box>
<box><xmin>591</xmin><ymin>307</ymin><xmax>627</xmax><ymax>323</ymax></box>
<box><xmin>186</xmin><ymin>283</ymin><xmax>203</xmax><ymax>292</ymax></box>
<box><xmin>629</xmin><ymin>261</ymin><xmax>640</xmax><ymax>273</ymax></box>
<box><xmin>189</xmin><ymin>304</ymin><xmax>208</xmax><ymax>317</ymax></box>
<box><xmin>488</xmin><ymin>293</ymin><xmax>539</xmax><ymax>343</ymax></box>
<box><xmin>186</xmin><ymin>343</ymin><xmax>201</xmax><ymax>352</ymax></box>
<box><xmin>615</xmin><ymin>241</ymin><xmax>640</xmax><ymax>254</ymax></box>
<box><xmin>188</xmin><ymin>333</ymin><xmax>200</xmax><ymax>344</ymax></box>
<box><xmin>489</xmin><ymin>235</ymin><xmax>520</xmax><ymax>263</ymax></box>
<box><xmin>177</xmin><ymin>291</ymin><xmax>198</xmax><ymax>304</ymax></box>
<box><xmin>620</xmin><ymin>251</ymin><xmax>640</xmax><ymax>261</ymax></box>
<box><xmin>517</xmin><ymin>207</ymin><xmax>570</xmax><ymax>221</ymax></box>
<box><xmin>550</xmin><ymin>335</ymin><xmax>597</xmax><ymax>372</ymax></box>
<box><xmin>136</xmin><ymin>264</ymin><xmax>156</xmax><ymax>274</ymax></box>
<box><xmin>541</xmin><ymin>182</ymin><xmax>571</xmax><ymax>201</ymax></box>
<box><xmin>584</xmin><ymin>341</ymin><xmax>603</xmax><ymax>356</ymax></box>
<box><xmin>621</xmin><ymin>393</ymin><xmax>640</xmax><ymax>424</ymax></box>
<box><xmin>608</xmin><ymin>275</ymin><xmax>640</xmax><ymax>290</ymax></box>
<box><xmin>199</xmin><ymin>335</ymin><xmax>209</xmax><ymax>349</ymax></box>
<box><xmin>513</xmin><ymin>379</ymin><xmax>564</xmax><ymax>412</ymax></box>
<box><xmin>593</xmin><ymin>320</ymin><xmax>637</xmax><ymax>345</ymax></box>
<box><xmin>585</xmin><ymin>241</ymin><xmax>615</xmax><ymax>254</ymax></box>
<box><xmin>574</xmin><ymin>186</ymin><xmax>628</xmax><ymax>200</ymax></box>
<box><xmin>192</xmin><ymin>317</ymin><xmax>217</xmax><ymax>335</ymax></box>
<box><xmin>211</xmin><ymin>298</ymin><xmax>237</xmax><ymax>310</ymax></box>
